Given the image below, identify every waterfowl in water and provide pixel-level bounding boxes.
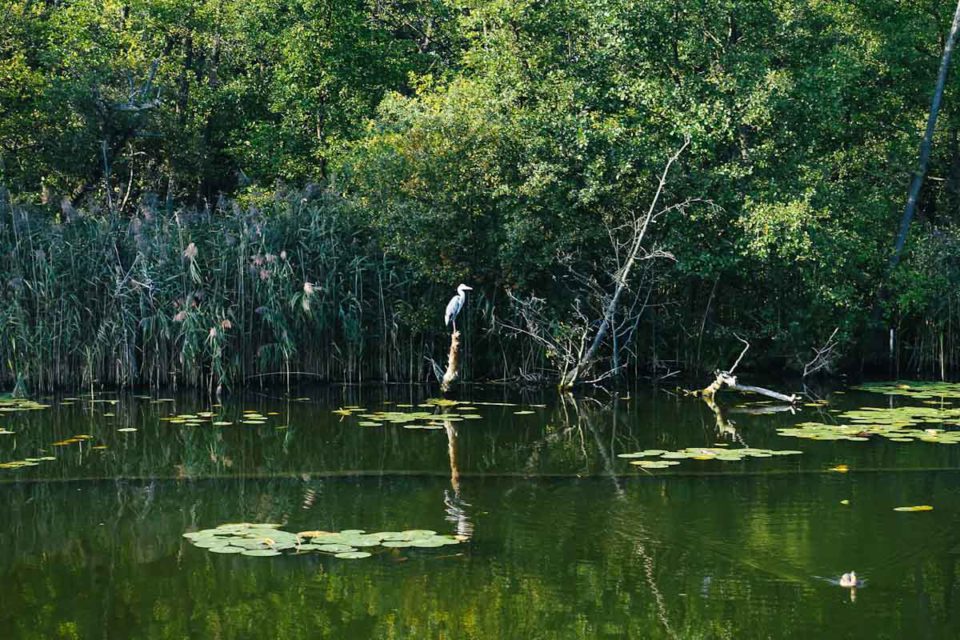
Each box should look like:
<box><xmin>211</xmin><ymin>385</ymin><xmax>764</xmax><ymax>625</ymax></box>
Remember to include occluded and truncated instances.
<box><xmin>839</xmin><ymin>571</ymin><xmax>857</xmax><ymax>588</ymax></box>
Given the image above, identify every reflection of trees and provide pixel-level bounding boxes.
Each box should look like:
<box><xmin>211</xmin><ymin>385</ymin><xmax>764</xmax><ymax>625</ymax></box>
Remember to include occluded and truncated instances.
<box><xmin>3</xmin><ymin>472</ymin><xmax>960</xmax><ymax>638</ymax></box>
<box><xmin>0</xmin><ymin>478</ymin><xmax>696</xmax><ymax>639</ymax></box>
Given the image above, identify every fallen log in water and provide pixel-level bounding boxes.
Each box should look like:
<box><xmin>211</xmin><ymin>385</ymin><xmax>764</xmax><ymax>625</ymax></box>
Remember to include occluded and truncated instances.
<box><xmin>701</xmin><ymin>372</ymin><xmax>799</xmax><ymax>404</ymax></box>
<box><xmin>689</xmin><ymin>337</ymin><xmax>799</xmax><ymax>404</ymax></box>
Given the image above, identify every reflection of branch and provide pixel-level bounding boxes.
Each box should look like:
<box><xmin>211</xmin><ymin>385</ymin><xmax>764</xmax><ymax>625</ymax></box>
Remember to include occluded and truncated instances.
<box><xmin>702</xmin><ymin>393</ymin><xmax>746</xmax><ymax>445</ymax></box>
<box><xmin>563</xmin><ymin>394</ymin><xmax>623</xmax><ymax>496</ymax></box>
<box><xmin>636</xmin><ymin>540</ymin><xmax>677</xmax><ymax>640</ymax></box>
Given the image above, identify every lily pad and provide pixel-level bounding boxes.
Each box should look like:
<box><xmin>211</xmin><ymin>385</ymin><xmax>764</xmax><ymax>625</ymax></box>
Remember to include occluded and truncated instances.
<box><xmin>401</xmin><ymin>529</ymin><xmax>437</xmax><ymax>539</ymax></box>
<box><xmin>240</xmin><ymin>549</ymin><xmax>282</xmax><ymax>557</ymax></box>
<box><xmin>410</xmin><ymin>538</ymin><xmax>447</xmax><ymax>547</ymax></box>
<box><xmin>316</xmin><ymin>544</ymin><xmax>357</xmax><ymax>553</ymax></box>
<box><xmin>630</xmin><ymin>460</ymin><xmax>680</xmax><ymax>469</ymax></box>
<box><xmin>334</xmin><ymin>551</ymin><xmax>372</xmax><ymax>559</ymax></box>
<box><xmin>209</xmin><ymin>545</ymin><xmax>244</xmax><ymax>554</ymax></box>
<box><xmin>621</xmin><ymin>446</ymin><xmax>801</xmax><ymax>469</ymax></box>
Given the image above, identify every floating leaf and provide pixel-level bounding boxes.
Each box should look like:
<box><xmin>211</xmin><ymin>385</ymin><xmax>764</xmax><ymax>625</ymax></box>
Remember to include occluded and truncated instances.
<box><xmin>342</xmin><ymin>536</ymin><xmax>381</xmax><ymax>547</ymax></box>
<box><xmin>186</xmin><ymin>523</ymin><xmax>458</xmax><ymax>558</ymax></box>
<box><xmin>401</xmin><ymin>529</ymin><xmax>437</xmax><ymax>539</ymax></box>
<box><xmin>411</xmin><ymin>538</ymin><xmax>447</xmax><ymax>547</ymax></box>
<box><xmin>317</xmin><ymin>544</ymin><xmax>357</xmax><ymax>553</ymax></box>
<box><xmin>334</xmin><ymin>551</ymin><xmax>372</xmax><ymax>559</ymax></box>
<box><xmin>893</xmin><ymin>505</ymin><xmax>934</xmax><ymax>512</ymax></box>
<box><xmin>298</xmin><ymin>530</ymin><xmax>331</xmax><ymax>539</ymax></box>
<box><xmin>621</xmin><ymin>446</ymin><xmax>800</xmax><ymax>469</ymax></box>
<box><xmin>209</xmin><ymin>546</ymin><xmax>244</xmax><ymax>554</ymax></box>
<box><xmin>240</xmin><ymin>549</ymin><xmax>282</xmax><ymax>557</ymax></box>
<box><xmin>375</xmin><ymin>531</ymin><xmax>405</xmax><ymax>541</ymax></box>
<box><xmin>630</xmin><ymin>460</ymin><xmax>680</xmax><ymax>469</ymax></box>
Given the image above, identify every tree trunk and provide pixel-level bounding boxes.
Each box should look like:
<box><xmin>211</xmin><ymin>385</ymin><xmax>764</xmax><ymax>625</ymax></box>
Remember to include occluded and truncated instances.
<box><xmin>888</xmin><ymin>0</ymin><xmax>960</xmax><ymax>274</ymax></box>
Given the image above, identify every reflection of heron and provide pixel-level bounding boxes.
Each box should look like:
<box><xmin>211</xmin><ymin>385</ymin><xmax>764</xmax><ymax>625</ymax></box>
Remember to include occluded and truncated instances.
<box><xmin>444</xmin><ymin>284</ymin><xmax>473</xmax><ymax>332</ymax></box>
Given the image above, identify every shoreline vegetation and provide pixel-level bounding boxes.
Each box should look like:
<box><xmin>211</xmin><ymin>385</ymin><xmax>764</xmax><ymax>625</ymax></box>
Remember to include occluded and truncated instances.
<box><xmin>3</xmin><ymin>2</ymin><xmax>960</xmax><ymax>391</ymax></box>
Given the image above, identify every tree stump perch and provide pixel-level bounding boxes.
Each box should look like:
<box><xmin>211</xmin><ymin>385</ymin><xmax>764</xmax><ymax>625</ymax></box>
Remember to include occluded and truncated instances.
<box><xmin>440</xmin><ymin>330</ymin><xmax>461</xmax><ymax>393</ymax></box>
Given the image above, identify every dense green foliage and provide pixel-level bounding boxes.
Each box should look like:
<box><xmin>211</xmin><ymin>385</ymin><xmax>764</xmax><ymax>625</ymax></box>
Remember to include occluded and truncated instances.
<box><xmin>3</xmin><ymin>0</ymin><xmax>960</xmax><ymax>388</ymax></box>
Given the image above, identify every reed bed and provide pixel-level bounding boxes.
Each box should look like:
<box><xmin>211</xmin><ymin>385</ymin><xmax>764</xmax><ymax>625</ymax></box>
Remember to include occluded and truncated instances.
<box><xmin>4</xmin><ymin>186</ymin><xmax>950</xmax><ymax>392</ymax></box>
<box><xmin>0</xmin><ymin>190</ymin><xmax>547</xmax><ymax>392</ymax></box>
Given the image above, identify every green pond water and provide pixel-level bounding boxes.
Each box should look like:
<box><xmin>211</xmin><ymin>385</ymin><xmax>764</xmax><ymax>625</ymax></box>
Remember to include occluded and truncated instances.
<box><xmin>2</xmin><ymin>384</ymin><xmax>960</xmax><ymax>639</ymax></box>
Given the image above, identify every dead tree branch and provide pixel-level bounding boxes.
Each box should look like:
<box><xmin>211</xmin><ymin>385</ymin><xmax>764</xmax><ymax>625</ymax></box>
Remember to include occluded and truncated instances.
<box><xmin>803</xmin><ymin>327</ymin><xmax>840</xmax><ymax>378</ymax></box>
<box><xmin>694</xmin><ymin>337</ymin><xmax>799</xmax><ymax>403</ymax></box>
<box><xmin>502</xmin><ymin>138</ymin><xmax>705</xmax><ymax>389</ymax></box>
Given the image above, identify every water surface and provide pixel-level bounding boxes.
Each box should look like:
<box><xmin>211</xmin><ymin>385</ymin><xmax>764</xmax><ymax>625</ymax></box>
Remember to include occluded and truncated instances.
<box><xmin>1</xmin><ymin>385</ymin><xmax>959</xmax><ymax>639</ymax></box>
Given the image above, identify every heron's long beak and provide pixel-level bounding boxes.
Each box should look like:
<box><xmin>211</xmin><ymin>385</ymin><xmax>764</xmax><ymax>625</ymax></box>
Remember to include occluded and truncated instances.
<box><xmin>463</xmin><ymin>286</ymin><xmax>473</xmax><ymax>291</ymax></box>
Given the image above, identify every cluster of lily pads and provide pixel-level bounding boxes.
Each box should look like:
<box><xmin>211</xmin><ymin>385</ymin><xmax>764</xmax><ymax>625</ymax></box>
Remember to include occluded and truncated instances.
<box><xmin>778</xmin><ymin>405</ymin><xmax>960</xmax><ymax>444</ymax></box>
<box><xmin>619</xmin><ymin>447</ymin><xmax>802</xmax><ymax>469</ymax></box>
<box><xmin>335</xmin><ymin>398</ymin><xmax>485</xmax><ymax>429</ymax></box>
<box><xmin>52</xmin><ymin>433</ymin><xmax>97</xmax><ymax>447</ymax></box>
<box><xmin>853</xmin><ymin>381</ymin><xmax>960</xmax><ymax>400</ymax></box>
<box><xmin>160</xmin><ymin>409</ymin><xmax>278</xmax><ymax>428</ymax></box>
<box><xmin>1</xmin><ymin>423</ymin><xmax>107</xmax><ymax>471</ymax></box>
<box><xmin>0</xmin><ymin>455</ymin><xmax>56</xmax><ymax>470</ymax></box>
<box><xmin>0</xmin><ymin>397</ymin><xmax>50</xmax><ymax>413</ymax></box>
<box><xmin>183</xmin><ymin>522</ymin><xmax>464</xmax><ymax>559</ymax></box>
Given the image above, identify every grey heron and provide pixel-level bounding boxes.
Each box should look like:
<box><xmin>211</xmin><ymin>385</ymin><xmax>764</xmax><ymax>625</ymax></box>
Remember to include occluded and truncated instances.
<box><xmin>444</xmin><ymin>283</ymin><xmax>473</xmax><ymax>332</ymax></box>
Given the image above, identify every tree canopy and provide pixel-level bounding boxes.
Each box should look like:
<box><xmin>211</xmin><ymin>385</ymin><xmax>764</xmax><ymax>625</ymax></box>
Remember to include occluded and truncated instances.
<box><xmin>2</xmin><ymin>0</ymin><xmax>960</xmax><ymax>386</ymax></box>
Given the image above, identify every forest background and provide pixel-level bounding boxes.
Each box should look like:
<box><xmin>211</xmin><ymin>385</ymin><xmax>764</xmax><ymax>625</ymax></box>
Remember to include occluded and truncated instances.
<box><xmin>1</xmin><ymin>0</ymin><xmax>958</xmax><ymax>391</ymax></box>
